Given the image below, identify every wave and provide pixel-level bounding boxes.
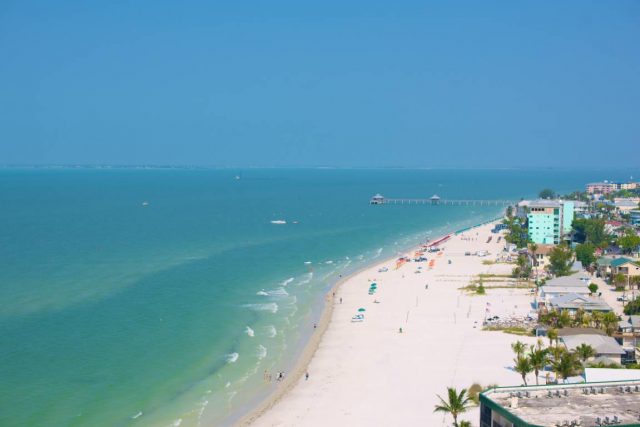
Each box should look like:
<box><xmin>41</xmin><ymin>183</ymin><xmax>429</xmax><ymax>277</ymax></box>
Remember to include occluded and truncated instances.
<box><xmin>295</xmin><ymin>272</ymin><xmax>313</xmax><ymax>286</ymax></box>
<box><xmin>267</xmin><ymin>287</ymin><xmax>289</xmax><ymax>298</ymax></box>
<box><xmin>225</xmin><ymin>353</ymin><xmax>239</xmax><ymax>363</ymax></box>
<box><xmin>245</xmin><ymin>326</ymin><xmax>254</xmax><ymax>337</ymax></box>
<box><xmin>131</xmin><ymin>411</ymin><xmax>143</xmax><ymax>419</ymax></box>
<box><xmin>169</xmin><ymin>419</ymin><xmax>182</xmax><ymax>427</ymax></box>
<box><xmin>281</xmin><ymin>277</ymin><xmax>295</xmax><ymax>286</ymax></box>
<box><xmin>304</xmin><ymin>261</ymin><xmax>312</xmax><ymax>265</ymax></box>
<box><xmin>256</xmin><ymin>290</ymin><xmax>268</xmax><ymax>296</ymax></box>
<box><xmin>373</xmin><ymin>247</ymin><xmax>384</xmax><ymax>258</ymax></box>
<box><xmin>257</xmin><ymin>344</ymin><xmax>267</xmax><ymax>360</ymax></box>
<box><xmin>243</xmin><ymin>303</ymin><xmax>278</xmax><ymax>313</ymax></box>
<box><xmin>266</xmin><ymin>325</ymin><xmax>277</xmax><ymax>337</ymax></box>
<box><xmin>325</xmin><ymin>260</ymin><xmax>333</xmax><ymax>264</ymax></box>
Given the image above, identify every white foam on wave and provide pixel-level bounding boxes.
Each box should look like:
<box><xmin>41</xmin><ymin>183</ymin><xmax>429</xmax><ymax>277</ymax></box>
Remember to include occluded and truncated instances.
<box><xmin>304</xmin><ymin>261</ymin><xmax>312</xmax><ymax>265</ymax></box>
<box><xmin>225</xmin><ymin>381</ymin><xmax>231</xmax><ymax>388</ymax></box>
<box><xmin>256</xmin><ymin>290</ymin><xmax>268</xmax><ymax>296</ymax></box>
<box><xmin>295</xmin><ymin>272</ymin><xmax>313</xmax><ymax>286</ymax></box>
<box><xmin>169</xmin><ymin>419</ymin><xmax>182</xmax><ymax>427</ymax></box>
<box><xmin>243</xmin><ymin>303</ymin><xmax>278</xmax><ymax>313</ymax></box>
<box><xmin>373</xmin><ymin>247</ymin><xmax>384</xmax><ymax>258</ymax></box>
<box><xmin>281</xmin><ymin>277</ymin><xmax>295</xmax><ymax>286</ymax></box>
<box><xmin>131</xmin><ymin>411</ymin><xmax>143</xmax><ymax>419</ymax></box>
<box><xmin>268</xmin><ymin>287</ymin><xmax>289</xmax><ymax>297</ymax></box>
<box><xmin>325</xmin><ymin>260</ymin><xmax>333</xmax><ymax>264</ymax></box>
<box><xmin>266</xmin><ymin>325</ymin><xmax>277</xmax><ymax>337</ymax></box>
<box><xmin>225</xmin><ymin>352</ymin><xmax>239</xmax><ymax>363</ymax></box>
<box><xmin>257</xmin><ymin>344</ymin><xmax>267</xmax><ymax>359</ymax></box>
<box><xmin>245</xmin><ymin>326</ymin><xmax>254</xmax><ymax>337</ymax></box>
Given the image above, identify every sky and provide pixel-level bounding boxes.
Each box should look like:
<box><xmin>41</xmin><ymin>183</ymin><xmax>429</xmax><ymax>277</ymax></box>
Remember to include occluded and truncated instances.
<box><xmin>1</xmin><ymin>1</ymin><xmax>639</xmax><ymax>168</ymax></box>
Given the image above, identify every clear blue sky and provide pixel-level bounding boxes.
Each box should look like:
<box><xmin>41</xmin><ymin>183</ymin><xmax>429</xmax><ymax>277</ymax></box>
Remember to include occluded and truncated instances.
<box><xmin>1</xmin><ymin>1</ymin><xmax>639</xmax><ymax>167</ymax></box>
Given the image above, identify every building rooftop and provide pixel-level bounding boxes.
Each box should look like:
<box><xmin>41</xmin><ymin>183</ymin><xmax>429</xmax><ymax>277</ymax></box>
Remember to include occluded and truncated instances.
<box><xmin>528</xmin><ymin>200</ymin><xmax>562</xmax><ymax>208</ymax></box>
<box><xmin>540</xmin><ymin>285</ymin><xmax>590</xmax><ymax>295</ymax></box>
<box><xmin>481</xmin><ymin>381</ymin><xmax>640</xmax><ymax>427</ymax></box>
<box><xmin>561</xmin><ymin>334</ymin><xmax>625</xmax><ymax>355</ymax></box>
<box><xmin>543</xmin><ymin>272</ymin><xmax>591</xmax><ymax>287</ymax></box>
<box><xmin>610</xmin><ymin>257</ymin><xmax>639</xmax><ymax>268</ymax></box>
<box><xmin>549</xmin><ymin>293</ymin><xmax>612</xmax><ymax>312</ymax></box>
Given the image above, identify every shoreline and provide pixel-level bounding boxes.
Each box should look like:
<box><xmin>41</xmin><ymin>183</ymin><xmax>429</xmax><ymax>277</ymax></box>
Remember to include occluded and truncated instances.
<box><xmin>232</xmin><ymin>216</ymin><xmax>503</xmax><ymax>427</ymax></box>
<box><xmin>232</xmin><ymin>262</ymin><xmax>355</xmax><ymax>427</ymax></box>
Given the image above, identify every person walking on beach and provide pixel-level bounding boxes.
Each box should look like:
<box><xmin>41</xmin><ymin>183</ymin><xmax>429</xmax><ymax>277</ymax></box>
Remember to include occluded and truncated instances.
<box><xmin>305</xmin><ymin>372</ymin><xmax>309</xmax><ymax>380</ymax></box>
<box><xmin>340</xmin><ymin>297</ymin><xmax>342</xmax><ymax>304</ymax></box>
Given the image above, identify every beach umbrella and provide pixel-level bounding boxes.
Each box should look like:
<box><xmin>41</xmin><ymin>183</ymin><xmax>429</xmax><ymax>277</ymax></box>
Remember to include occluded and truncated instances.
<box><xmin>358</xmin><ymin>308</ymin><xmax>366</xmax><ymax>312</ymax></box>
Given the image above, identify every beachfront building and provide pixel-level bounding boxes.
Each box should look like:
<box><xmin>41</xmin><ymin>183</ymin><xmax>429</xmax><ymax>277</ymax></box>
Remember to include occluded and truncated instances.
<box><xmin>561</xmin><ymin>333</ymin><xmax>625</xmax><ymax>365</ymax></box>
<box><xmin>547</xmin><ymin>293</ymin><xmax>612</xmax><ymax>314</ymax></box>
<box><xmin>586</xmin><ymin>182</ymin><xmax>618</xmax><ymax>195</ymax></box>
<box><xmin>631</xmin><ymin>210</ymin><xmax>640</xmax><ymax>226</ymax></box>
<box><xmin>480</xmin><ymin>381</ymin><xmax>640</xmax><ymax>427</ymax></box>
<box><xmin>526</xmin><ymin>200</ymin><xmax>574</xmax><ymax>245</ymax></box>
<box><xmin>614</xmin><ymin>198</ymin><xmax>640</xmax><ymax>214</ymax></box>
<box><xmin>530</xmin><ymin>244</ymin><xmax>554</xmax><ymax>269</ymax></box>
<box><xmin>603</xmin><ymin>258</ymin><xmax>640</xmax><ymax>288</ymax></box>
<box><xmin>617</xmin><ymin>316</ymin><xmax>640</xmax><ymax>354</ymax></box>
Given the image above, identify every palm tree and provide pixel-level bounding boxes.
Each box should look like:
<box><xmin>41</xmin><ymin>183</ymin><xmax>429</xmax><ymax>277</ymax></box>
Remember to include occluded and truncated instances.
<box><xmin>514</xmin><ymin>356</ymin><xmax>532</xmax><ymax>386</ymax></box>
<box><xmin>552</xmin><ymin>351</ymin><xmax>582</xmax><ymax>383</ymax></box>
<box><xmin>547</xmin><ymin>328</ymin><xmax>558</xmax><ymax>347</ymax></box>
<box><xmin>558</xmin><ymin>310</ymin><xmax>572</xmax><ymax>328</ymax></box>
<box><xmin>511</xmin><ymin>340</ymin><xmax>527</xmax><ymax>358</ymax></box>
<box><xmin>434</xmin><ymin>387</ymin><xmax>472</xmax><ymax>427</ymax></box>
<box><xmin>602</xmin><ymin>312</ymin><xmax>619</xmax><ymax>336</ymax></box>
<box><xmin>574</xmin><ymin>343</ymin><xmax>596</xmax><ymax>362</ymax></box>
<box><xmin>582</xmin><ymin>312</ymin><xmax>592</xmax><ymax>328</ymax></box>
<box><xmin>528</xmin><ymin>345</ymin><xmax>549</xmax><ymax>386</ymax></box>
<box><xmin>592</xmin><ymin>311</ymin><xmax>604</xmax><ymax>329</ymax></box>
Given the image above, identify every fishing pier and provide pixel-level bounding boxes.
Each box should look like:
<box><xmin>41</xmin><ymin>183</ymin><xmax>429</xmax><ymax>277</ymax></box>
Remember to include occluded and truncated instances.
<box><xmin>370</xmin><ymin>194</ymin><xmax>514</xmax><ymax>206</ymax></box>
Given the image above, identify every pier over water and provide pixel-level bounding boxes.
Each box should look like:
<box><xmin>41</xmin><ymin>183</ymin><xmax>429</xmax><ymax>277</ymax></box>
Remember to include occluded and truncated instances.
<box><xmin>370</xmin><ymin>194</ymin><xmax>514</xmax><ymax>206</ymax></box>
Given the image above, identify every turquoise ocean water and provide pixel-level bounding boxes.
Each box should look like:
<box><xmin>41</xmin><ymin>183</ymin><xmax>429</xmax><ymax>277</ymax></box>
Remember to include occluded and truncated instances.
<box><xmin>0</xmin><ymin>168</ymin><xmax>631</xmax><ymax>426</ymax></box>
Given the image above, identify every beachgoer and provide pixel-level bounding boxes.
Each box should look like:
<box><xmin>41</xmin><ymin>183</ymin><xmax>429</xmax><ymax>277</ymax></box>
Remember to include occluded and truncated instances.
<box><xmin>425</xmin><ymin>284</ymin><xmax>428</xmax><ymax>290</ymax></box>
<box><xmin>305</xmin><ymin>372</ymin><xmax>309</xmax><ymax>380</ymax></box>
<box><xmin>313</xmin><ymin>323</ymin><xmax>317</xmax><ymax>329</ymax></box>
<box><xmin>399</xmin><ymin>327</ymin><xmax>403</xmax><ymax>333</ymax></box>
<box><xmin>340</xmin><ymin>297</ymin><xmax>342</xmax><ymax>304</ymax></box>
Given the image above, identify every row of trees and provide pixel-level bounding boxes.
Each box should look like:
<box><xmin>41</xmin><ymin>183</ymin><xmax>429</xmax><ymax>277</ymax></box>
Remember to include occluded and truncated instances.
<box><xmin>538</xmin><ymin>309</ymin><xmax>619</xmax><ymax>336</ymax></box>
<box><xmin>511</xmin><ymin>339</ymin><xmax>594</xmax><ymax>386</ymax></box>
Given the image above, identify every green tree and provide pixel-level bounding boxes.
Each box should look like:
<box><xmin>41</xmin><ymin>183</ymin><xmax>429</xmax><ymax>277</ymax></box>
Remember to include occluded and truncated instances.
<box><xmin>572</xmin><ymin>218</ymin><xmax>608</xmax><ymax>247</ymax></box>
<box><xmin>552</xmin><ymin>351</ymin><xmax>582</xmax><ymax>382</ymax></box>
<box><xmin>547</xmin><ymin>328</ymin><xmax>558</xmax><ymax>347</ymax></box>
<box><xmin>434</xmin><ymin>387</ymin><xmax>472</xmax><ymax>427</ymax></box>
<box><xmin>614</xmin><ymin>273</ymin><xmax>627</xmax><ymax>291</ymax></box>
<box><xmin>548</xmin><ymin>245</ymin><xmax>573</xmax><ymax>277</ymax></box>
<box><xmin>511</xmin><ymin>341</ymin><xmax>527</xmax><ymax>358</ymax></box>
<box><xmin>528</xmin><ymin>345</ymin><xmax>549</xmax><ymax>386</ymax></box>
<box><xmin>588</xmin><ymin>283</ymin><xmax>598</xmax><ymax>295</ymax></box>
<box><xmin>618</xmin><ymin>229</ymin><xmax>640</xmax><ymax>254</ymax></box>
<box><xmin>539</xmin><ymin>189</ymin><xmax>555</xmax><ymax>199</ymax></box>
<box><xmin>514</xmin><ymin>356</ymin><xmax>532</xmax><ymax>386</ymax></box>
<box><xmin>624</xmin><ymin>296</ymin><xmax>640</xmax><ymax>315</ymax></box>
<box><xmin>602</xmin><ymin>312</ymin><xmax>619</xmax><ymax>336</ymax></box>
<box><xmin>574</xmin><ymin>343</ymin><xmax>596</xmax><ymax>362</ymax></box>
<box><xmin>575</xmin><ymin>243</ymin><xmax>596</xmax><ymax>268</ymax></box>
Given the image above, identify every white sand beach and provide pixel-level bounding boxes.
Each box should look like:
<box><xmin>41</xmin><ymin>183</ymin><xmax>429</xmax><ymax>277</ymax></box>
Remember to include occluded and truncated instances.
<box><xmin>238</xmin><ymin>222</ymin><xmax>539</xmax><ymax>427</ymax></box>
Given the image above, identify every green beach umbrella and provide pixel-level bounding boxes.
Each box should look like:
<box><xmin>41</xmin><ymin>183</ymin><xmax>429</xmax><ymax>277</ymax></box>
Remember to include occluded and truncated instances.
<box><xmin>358</xmin><ymin>308</ymin><xmax>366</xmax><ymax>312</ymax></box>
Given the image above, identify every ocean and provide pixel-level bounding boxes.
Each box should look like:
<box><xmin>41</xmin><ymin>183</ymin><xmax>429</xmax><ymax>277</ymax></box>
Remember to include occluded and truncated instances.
<box><xmin>0</xmin><ymin>168</ymin><xmax>630</xmax><ymax>426</ymax></box>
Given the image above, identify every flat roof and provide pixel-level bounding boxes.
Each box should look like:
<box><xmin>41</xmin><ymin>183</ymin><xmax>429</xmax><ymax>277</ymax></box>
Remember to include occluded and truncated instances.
<box><xmin>481</xmin><ymin>381</ymin><xmax>640</xmax><ymax>427</ymax></box>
